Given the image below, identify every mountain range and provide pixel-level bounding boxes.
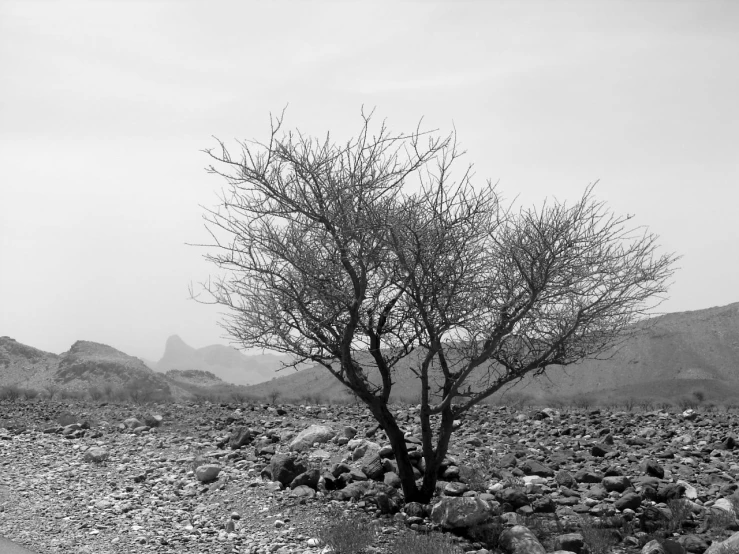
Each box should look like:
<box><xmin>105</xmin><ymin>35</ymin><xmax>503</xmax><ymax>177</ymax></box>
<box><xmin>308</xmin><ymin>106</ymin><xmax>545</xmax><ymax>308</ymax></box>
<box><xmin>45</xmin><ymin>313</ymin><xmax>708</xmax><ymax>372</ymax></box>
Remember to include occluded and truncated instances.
<box><xmin>240</xmin><ymin>302</ymin><xmax>739</xmax><ymax>405</ymax></box>
<box><xmin>154</xmin><ymin>335</ymin><xmax>291</xmax><ymax>385</ymax></box>
<box><xmin>2</xmin><ymin>301</ymin><xmax>739</xmax><ymax>404</ymax></box>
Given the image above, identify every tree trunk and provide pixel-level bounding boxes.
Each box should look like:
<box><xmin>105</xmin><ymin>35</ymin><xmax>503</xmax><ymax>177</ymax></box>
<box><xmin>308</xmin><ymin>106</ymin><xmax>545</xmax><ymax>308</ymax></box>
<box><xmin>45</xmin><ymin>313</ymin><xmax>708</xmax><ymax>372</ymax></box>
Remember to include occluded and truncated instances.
<box><xmin>419</xmin><ymin>403</ymin><xmax>454</xmax><ymax>501</ymax></box>
<box><xmin>366</xmin><ymin>399</ymin><xmax>428</xmax><ymax>503</ymax></box>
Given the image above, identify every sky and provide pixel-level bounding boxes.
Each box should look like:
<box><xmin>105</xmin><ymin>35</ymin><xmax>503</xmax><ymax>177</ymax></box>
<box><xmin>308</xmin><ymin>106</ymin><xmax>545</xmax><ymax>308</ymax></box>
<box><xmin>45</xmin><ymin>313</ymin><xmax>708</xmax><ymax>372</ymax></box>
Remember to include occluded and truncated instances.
<box><xmin>1</xmin><ymin>1</ymin><xmax>737</xmax><ymax>361</ymax></box>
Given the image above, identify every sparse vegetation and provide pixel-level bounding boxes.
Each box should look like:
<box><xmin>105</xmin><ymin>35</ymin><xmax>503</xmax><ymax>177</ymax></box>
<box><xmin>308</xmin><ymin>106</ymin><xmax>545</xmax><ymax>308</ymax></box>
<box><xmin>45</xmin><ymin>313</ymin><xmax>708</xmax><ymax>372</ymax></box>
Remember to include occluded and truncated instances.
<box><xmin>316</xmin><ymin>508</ymin><xmax>377</xmax><ymax>554</ymax></box>
<box><xmin>0</xmin><ymin>384</ymin><xmax>22</xmax><ymax>402</ymax></box>
<box><xmin>580</xmin><ymin>518</ymin><xmax>618</xmax><ymax>554</ymax></box>
<box><xmin>390</xmin><ymin>530</ymin><xmax>464</xmax><ymax>554</ymax></box>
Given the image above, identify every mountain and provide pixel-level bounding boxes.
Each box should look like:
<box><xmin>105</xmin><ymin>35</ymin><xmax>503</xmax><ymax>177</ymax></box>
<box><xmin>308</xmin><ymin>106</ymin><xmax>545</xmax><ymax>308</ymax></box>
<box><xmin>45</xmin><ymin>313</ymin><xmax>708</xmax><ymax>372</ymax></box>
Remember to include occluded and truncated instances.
<box><xmin>156</xmin><ymin>335</ymin><xmax>291</xmax><ymax>385</ymax></box>
<box><xmin>240</xmin><ymin>302</ymin><xmax>739</xmax><ymax>405</ymax></box>
<box><xmin>0</xmin><ymin>337</ymin><xmax>190</xmax><ymax>399</ymax></box>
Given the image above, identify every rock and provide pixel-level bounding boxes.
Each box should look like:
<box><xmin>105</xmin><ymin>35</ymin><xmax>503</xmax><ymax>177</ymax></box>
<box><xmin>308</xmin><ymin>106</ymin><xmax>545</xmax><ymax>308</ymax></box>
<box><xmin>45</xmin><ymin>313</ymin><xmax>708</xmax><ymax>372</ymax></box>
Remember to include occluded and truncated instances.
<box><xmin>383</xmin><ymin>472</ymin><xmax>401</xmax><ymax>488</ymax></box>
<box><xmin>603</xmin><ymin>475</ymin><xmax>632</xmax><ymax>493</ymax></box>
<box><xmin>83</xmin><ymin>446</ymin><xmax>109</xmax><ymax>463</ymax></box>
<box><xmin>556</xmin><ymin>533</ymin><xmax>584</xmax><ymax>553</ymax></box>
<box><xmin>123</xmin><ymin>417</ymin><xmax>143</xmax><ymax>429</ymax></box>
<box><xmin>706</xmin><ymin>531</ymin><xmax>739</xmax><ymax>554</ymax></box>
<box><xmin>555</xmin><ymin>470</ymin><xmax>576</xmax><ymax>488</ymax></box>
<box><xmin>195</xmin><ymin>464</ymin><xmax>221</xmax><ymax>483</ymax></box>
<box><xmin>643</xmin><ymin>459</ymin><xmax>665</xmax><ymax>478</ymax></box>
<box><xmin>141</xmin><ymin>413</ymin><xmax>163</xmax><ymax>427</ymax></box>
<box><xmin>713</xmin><ymin>497</ymin><xmax>736</xmax><ymax>515</ymax></box>
<box><xmin>444</xmin><ymin>482</ymin><xmax>469</xmax><ymax>496</ymax></box>
<box><xmin>642</xmin><ymin>539</ymin><xmax>666</xmax><ymax>554</ymax></box>
<box><xmin>615</xmin><ymin>492</ymin><xmax>642</xmax><ymax>511</ymax></box>
<box><xmin>677</xmin><ymin>534</ymin><xmax>708</xmax><ymax>553</ymax></box>
<box><xmin>289</xmin><ymin>424</ymin><xmax>335</xmax><ymax>451</ymax></box>
<box><xmin>360</xmin><ymin>449</ymin><xmax>384</xmax><ymax>480</ymax></box>
<box><xmin>229</xmin><ymin>426</ymin><xmax>255</xmax><ymax>449</ymax></box>
<box><xmin>499</xmin><ymin>525</ymin><xmax>546</xmax><ymax>554</ymax></box>
<box><xmin>289</xmin><ymin>485</ymin><xmax>316</xmax><ymax>498</ymax></box>
<box><xmin>342</xmin><ymin>426</ymin><xmax>357</xmax><ymax>439</ymax></box>
<box><xmin>430</xmin><ymin>496</ymin><xmax>492</xmax><ymax>529</ymax></box>
<box><xmin>521</xmin><ymin>459</ymin><xmax>554</xmax><ymax>477</ymax></box>
<box><xmin>270</xmin><ymin>454</ymin><xmax>307</xmax><ymax>487</ymax></box>
<box><xmin>290</xmin><ymin>469</ymin><xmax>320</xmax><ymax>490</ymax></box>
<box><xmin>496</xmin><ymin>487</ymin><xmax>529</xmax><ymax>509</ymax></box>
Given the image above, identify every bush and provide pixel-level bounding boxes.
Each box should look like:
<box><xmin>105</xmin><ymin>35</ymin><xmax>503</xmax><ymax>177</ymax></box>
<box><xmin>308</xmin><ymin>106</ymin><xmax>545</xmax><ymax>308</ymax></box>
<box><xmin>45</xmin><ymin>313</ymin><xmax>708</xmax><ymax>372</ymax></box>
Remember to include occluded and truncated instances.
<box><xmin>0</xmin><ymin>385</ymin><xmax>22</xmax><ymax>402</ymax></box>
<box><xmin>580</xmin><ymin>518</ymin><xmax>617</xmax><ymax>554</ymax></box>
<box><xmin>390</xmin><ymin>530</ymin><xmax>463</xmax><ymax>554</ymax></box>
<box><xmin>666</xmin><ymin>498</ymin><xmax>692</xmax><ymax>533</ymax></box>
<box><xmin>20</xmin><ymin>387</ymin><xmax>40</xmax><ymax>400</ymax></box>
<box><xmin>317</xmin><ymin>509</ymin><xmax>376</xmax><ymax>554</ymax></box>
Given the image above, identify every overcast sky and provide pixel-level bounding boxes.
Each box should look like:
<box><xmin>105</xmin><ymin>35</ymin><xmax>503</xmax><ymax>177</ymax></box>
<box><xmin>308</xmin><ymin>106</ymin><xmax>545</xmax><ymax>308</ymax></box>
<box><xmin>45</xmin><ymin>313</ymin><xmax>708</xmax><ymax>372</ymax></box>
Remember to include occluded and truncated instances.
<box><xmin>1</xmin><ymin>1</ymin><xmax>737</xmax><ymax>361</ymax></box>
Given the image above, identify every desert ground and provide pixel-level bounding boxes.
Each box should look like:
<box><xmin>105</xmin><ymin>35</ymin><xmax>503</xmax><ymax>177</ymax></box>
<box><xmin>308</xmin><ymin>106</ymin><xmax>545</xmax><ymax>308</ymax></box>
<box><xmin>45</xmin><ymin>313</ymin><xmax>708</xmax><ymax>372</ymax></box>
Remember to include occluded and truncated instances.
<box><xmin>2</xmin><ymin>396</ymin><xmax>739</xmax><ymax>554</ymax></box>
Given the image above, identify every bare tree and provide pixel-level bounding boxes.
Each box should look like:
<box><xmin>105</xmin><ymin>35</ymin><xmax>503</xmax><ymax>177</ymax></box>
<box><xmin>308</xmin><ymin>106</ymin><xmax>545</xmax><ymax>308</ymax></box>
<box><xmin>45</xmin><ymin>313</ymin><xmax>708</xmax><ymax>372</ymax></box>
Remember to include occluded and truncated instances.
<box><xmin>197</xmin><ymin>111</ymin><xmax>677</xmax><ymax>502</ymax></box>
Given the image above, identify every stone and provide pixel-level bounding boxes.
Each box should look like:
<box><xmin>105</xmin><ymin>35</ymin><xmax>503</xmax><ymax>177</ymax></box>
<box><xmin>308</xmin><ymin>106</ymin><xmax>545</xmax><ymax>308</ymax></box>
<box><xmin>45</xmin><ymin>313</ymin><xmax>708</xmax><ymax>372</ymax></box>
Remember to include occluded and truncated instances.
<box><xmin>706</xmin><ymin>531</ymin><xmax>739</xmax><ymax>554</ymax></box>
<box><xmin>496</xmin><ymin>487</ymin><xmax>530</xmax><ymax>509</ymax></box>
<box><xmin>444</xmin><ymin>482</ymin><xmax>469</xmax><ymax>496</ymax></box>
<box><xmin>555</xmin><ymin>470</ymin><xmax>576</xmax><ymax>488</ymax></box>
<box><xmin>643</xmin><ymin>459</ymin><xmax>665</xmax><ymax>478</ymax></box>
<box><xmin>123</xmin><ymin>417</ymin><xmax>143</xmax><ymax>429</ymax></box>
<box><xmin>676</xmin><ymin>534</ymin><xmax>708</xmax><ymax>553</ymax></box>
<box><xmin>430</xmin><ymin>496</ymin><xmax>492</xmax><ymax>529</ymax></box>
<box><xmin>289</xmin><ymin>424</ymin><xmax>335</xmax><ymax>451</ymax></box>
<box><xmin>499</xmin><ymin>525</ymin><xmax>546</xmax><ymax>554</ymax></box>
<box><xmin>383</xmin><ymin>472</ymin><xmax>401</xmax><ymax>488</ymax></box>
<box><xmin>141</xmin><ymin>413</ymin><xmax>163</xmax><ymax>427</ymax></box>
<box><xmin>270</xmin><ymin>454</ymin><xmax>307</xmax><ymax>487</ymax></box>
<box><xmin>229</xmin><ymin>426</ymin><xmax>255</xmax><ymax>449</ymax></box>
<box><xmin>556</xmin><ymin>533</ymin><xmax>584</xmax><ymax>554</ymax></box>
<box><xmin>642</xmin><ymin>539</ymin><xmax>666</xmax><ymax>554</ymax></box>
<box><xmin>615</xmin><ymin>492</ymin><xmax>642</xmax><ymax>511</ymax></box>
<box><xmin>521</xmin><ymin>459</ymin><xmax>554</xmax><ymax>477</ymax></box>
<box><xmin>195</xmin><ymin>464</ymin><xmax>221</xmax><ymax>483</ymax></box>
<box><xmin>83</xmin><ymin>446</ymin><xmax>109</xmax><ymax>463</ymax></box>
<box><xmin>342</xmin><ymin>425</ymin><xmax>357</xmax><ymax>439</ymax></box>
<box><xmin>360</xmin><ymin>450</ymin><xmax>384</xmax><ymax>480</ymax></box>
<box><xmin>290</xmin><ymin>469</ymin><xmax>320</xmax><ymax>490</ymax></box>
<box><xmin>602</xmin><ymin>475</ymin><xmax>632</xmax><ymax>493</ymax></box>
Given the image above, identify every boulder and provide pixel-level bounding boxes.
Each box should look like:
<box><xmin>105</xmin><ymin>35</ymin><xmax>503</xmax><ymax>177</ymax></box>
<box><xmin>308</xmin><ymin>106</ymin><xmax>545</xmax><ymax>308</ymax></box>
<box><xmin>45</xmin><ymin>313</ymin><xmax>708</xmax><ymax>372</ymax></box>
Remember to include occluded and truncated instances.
<box><xmin>430</xmin><ymin>496</ymin><xmax>492</xmax><ymax>529</ymax></box>
<box><xmin>603</xmin><ymin>475</ymin><xmax>632</xmax><ymax>493</ymax></box>
<box><xmin>499</xmin><ymin>525</ymin><xmax>546</xmax><ymax>554</ymax></box>
<box><xmin>290</xmin><ymin>469</ymin><xmax>320</xmax><ymax>490</ymax></box>
<box><xmin>270</xmin><ymin>454</ymin><xmax>307</xmax><ymax>487</ymax></box>
<box><xmin>229</xmin><ymin>426</ymin><xmax>255</xmax><ymax>449</ymax></box>
<box><xmin>289</xmin><ymin>424</ymin><xmax>335</xmax><ymax>451</ymax></box>
<box><xmin>556</xmin><ymin>533</ymin><xmax>584</xmax><ymax>554</ymax></box>
<box><xmin>123</xmin><ymin>417</ymin><xmax>143</xmax><ymax>429</ymax></box>
<box><xmin>83</xmin><ymin>446</ymin><xmax>109</xmax><ymax>463</ymax></box>
<box><xmin>706</xmin><ymin>531</ymin><xmax>739</xmax><ymax>554</ymax></box>
<box><xmin>521</xmin><ymin>459</ymin><xmax>554</xmax><ymax>478</ymax></box>
<box><xmin>195</xmin><ymin>464</ymin><xmax>221</xmax><ymax>483</ymax></box>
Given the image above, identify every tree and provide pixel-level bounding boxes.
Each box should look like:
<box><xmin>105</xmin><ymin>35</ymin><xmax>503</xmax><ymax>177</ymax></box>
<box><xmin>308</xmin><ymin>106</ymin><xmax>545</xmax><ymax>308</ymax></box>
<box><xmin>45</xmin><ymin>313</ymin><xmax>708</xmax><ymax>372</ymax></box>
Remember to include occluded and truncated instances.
<box><xmin>197</xmin><ymin>111</ymin><xmax>677</xmax><ymax>502</ymax></box>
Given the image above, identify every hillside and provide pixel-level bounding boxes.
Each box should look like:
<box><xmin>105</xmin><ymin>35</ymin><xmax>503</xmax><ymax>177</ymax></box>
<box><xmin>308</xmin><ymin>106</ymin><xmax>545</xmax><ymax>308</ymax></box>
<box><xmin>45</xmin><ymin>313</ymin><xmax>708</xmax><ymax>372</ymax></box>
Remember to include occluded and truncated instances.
<box><xmin>155</xmin><ymin>335</ymin><xmax>291</xmax><ymax>385</ymax></box>
<box><xmin>241</xmin><ymin>302</ymin><xmax>739</xmax><ymax>405</ymax></box>
<box><xmin>0</xmin><ymin>337</ymin><xmax>190</xmax><ymax>399</ymax></box>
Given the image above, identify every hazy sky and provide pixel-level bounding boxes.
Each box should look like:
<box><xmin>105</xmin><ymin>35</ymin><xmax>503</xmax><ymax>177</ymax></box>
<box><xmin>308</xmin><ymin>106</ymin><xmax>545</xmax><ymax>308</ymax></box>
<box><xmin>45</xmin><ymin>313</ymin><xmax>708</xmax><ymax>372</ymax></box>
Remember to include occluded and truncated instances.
<box><xmin>1</xmin><ymin>1</ymin><xmax>737</xmax><ymax>360</ymax></box>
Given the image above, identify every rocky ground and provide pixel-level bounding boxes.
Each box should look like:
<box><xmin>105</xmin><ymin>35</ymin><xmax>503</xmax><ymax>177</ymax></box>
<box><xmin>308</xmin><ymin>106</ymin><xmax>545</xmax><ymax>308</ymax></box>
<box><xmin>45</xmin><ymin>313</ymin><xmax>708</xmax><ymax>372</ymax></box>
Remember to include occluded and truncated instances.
<box><xmin>2</xmin><ymin>399</ymin><xmax>739</xmax><ymax>554</ymax></box>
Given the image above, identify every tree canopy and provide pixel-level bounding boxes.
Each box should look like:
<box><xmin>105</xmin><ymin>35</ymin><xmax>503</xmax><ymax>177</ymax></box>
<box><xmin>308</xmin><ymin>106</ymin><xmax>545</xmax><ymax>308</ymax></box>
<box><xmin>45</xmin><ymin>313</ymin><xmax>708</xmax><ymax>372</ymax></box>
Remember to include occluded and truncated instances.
<box><xmin>198</xmin><ymin>111</ymin><xmax>678</xmax><ymax>501</ymax></box>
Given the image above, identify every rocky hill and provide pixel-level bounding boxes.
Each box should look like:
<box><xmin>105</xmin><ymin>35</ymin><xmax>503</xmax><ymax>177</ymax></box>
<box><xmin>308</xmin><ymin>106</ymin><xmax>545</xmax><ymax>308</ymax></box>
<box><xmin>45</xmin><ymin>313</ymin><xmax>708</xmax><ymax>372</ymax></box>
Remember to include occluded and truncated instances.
<box><xmin>0</xmin><ymin>337</ymin><xmax>190</xmax><ymax>399</ymax></box>
<box><xmin>155</xmin><ymin>335</ymin><xmax>291</xmax><ymax>385</ymax></box>
<box><xmin>164</xmin><ymin>369</ymin><xmax>225</xmax><ymax>387</ymax></box>
<box><xmin>242</xmin><ymin>302</ymin><xmax>739</xmax><ymax>405</ymax></box>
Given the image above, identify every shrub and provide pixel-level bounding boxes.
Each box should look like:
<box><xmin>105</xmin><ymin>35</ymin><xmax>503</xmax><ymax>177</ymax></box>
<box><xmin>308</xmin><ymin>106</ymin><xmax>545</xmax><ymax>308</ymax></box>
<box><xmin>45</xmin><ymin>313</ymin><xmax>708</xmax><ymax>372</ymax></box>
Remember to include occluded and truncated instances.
<box><xmin>44</xmin><ymin>384</ymin><xmax>59</xmax><ymax>400</ymax></box>
<box><xmin>0</xmin><ymin>385</ymin><xmax>22</xmax><ymax>402</ymax></box>
<box><xmin>666</xmin><ymin>498</ymin><xmax>692</xmax><ymax>533</ymax></box>
<box><xmin>390</xmin><ymin>530</ymin><xmax>463</xmax><ymax>554</ymax></box>
<box><xmin>467</xmin><ymin>521</ymin><xmax>504</xmax><ymax>550</ymax></box>
<box><xmin>580</xmin><ymin>518</ymin><xmax>617</xmax><ymax>554</ymax></box>
<box><xmin>21</xmin><ymin>387</ymin><xmax>40</xmax><ymax>400</ymax></box>
<box><xmin>87</xmin><ymin>386</ymin><xmax>104</xmax><ymax>401</ymax></box>
<box><xmin>268</xmin><ymin>390</ymin><xmax>281</xmax><ymax>405</ymax></box>
<box><xmin>317</xmin><ymin>509</ymin><xmax>376</xmax><ymax>554</ymax></box>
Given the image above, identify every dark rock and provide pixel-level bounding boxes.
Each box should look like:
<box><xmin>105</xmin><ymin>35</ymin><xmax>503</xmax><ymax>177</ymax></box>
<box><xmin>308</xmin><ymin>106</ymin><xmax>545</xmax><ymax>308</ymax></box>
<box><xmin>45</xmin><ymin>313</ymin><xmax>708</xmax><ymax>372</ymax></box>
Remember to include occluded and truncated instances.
<box><xmin>615</xmin><ymin>492</ymin><xmax>642</xmax><ymax>511</ymax></box>
<box><xmin>290</xmin><ymin>469</ymin><xmax>320</xmax><ymax>490</ymax></box>
<box><xmin>643</xmin><ymin>459</ymin><xmax>665</xmax><ymax>479</ymax></box>
<box><xmin>521</xmin><ymin>459</ymin><xmax>554</xmax><ymax>477</ymax></box>
<box><xmin>269</xmin><ymin>454</ymin><xmax>306</xmax><ymax>487</ymax></box>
